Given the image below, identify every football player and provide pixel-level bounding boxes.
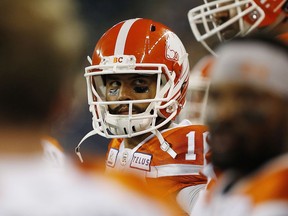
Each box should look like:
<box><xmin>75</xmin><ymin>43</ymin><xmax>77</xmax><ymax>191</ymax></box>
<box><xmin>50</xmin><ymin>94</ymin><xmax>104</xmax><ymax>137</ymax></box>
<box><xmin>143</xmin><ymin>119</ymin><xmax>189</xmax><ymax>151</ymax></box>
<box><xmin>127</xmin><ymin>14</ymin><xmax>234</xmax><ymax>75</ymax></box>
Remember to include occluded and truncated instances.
<box><xmin>76</xmin><ymin>18</ymin><xmax>209</xmax><ymax>214</ymax></box>
<box><xmin>192</xmin><ymin>35</ymin><xmax>288</xmax><ymax>216</ymax></box>
<box><xmin>186</xmin><ymin>0</ymin><xmax>288</xmax><ymax>189</ymax></box>
<box><xmin>0</xmin><ymin>1</ymin><xmax>174</xmax><ymax>215</ymax></box>
<box><xmin>188</xmin><ymin>0</ymin><xmax>288</xmax><ymax>56</ymax></box>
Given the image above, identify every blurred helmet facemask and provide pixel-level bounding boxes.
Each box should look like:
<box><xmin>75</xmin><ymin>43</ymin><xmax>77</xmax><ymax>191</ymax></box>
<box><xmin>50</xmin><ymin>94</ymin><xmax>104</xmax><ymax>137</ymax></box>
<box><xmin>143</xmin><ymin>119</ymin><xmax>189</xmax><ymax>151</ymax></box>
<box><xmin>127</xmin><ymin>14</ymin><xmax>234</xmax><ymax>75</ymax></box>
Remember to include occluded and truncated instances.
<box><xmin>188</xmin><ymin>0</ymin><xmax>288</xmax><ymax>56</ymax></box>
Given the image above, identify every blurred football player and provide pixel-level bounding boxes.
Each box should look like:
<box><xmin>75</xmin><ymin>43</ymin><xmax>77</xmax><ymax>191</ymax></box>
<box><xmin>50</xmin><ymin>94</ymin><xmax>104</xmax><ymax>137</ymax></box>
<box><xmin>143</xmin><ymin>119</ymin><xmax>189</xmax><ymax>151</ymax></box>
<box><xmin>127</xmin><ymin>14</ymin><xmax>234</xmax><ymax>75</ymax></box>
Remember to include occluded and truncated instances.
<box><xmin>0</xmin><ymin>1</ymin><xmax>174</xmax><ymax>215</ymax></box>
<box><xmin>187</xmin><ymin>0</ymin><xmax>288</xmax><ymax>188</ymax></box>
<box><xmin>188</xmin><ymin>0</ymin><xmax>288</xmax><ymax>55</ymax></box>
<box><xmin>76</xmin><ymin>18</ymin><xmax>209</xmax><ymax>214</ymax></box>
<box><xmin>192</xmin><ymin>35</ymin><xmax>288</xmax><ymax>216</ymax></box>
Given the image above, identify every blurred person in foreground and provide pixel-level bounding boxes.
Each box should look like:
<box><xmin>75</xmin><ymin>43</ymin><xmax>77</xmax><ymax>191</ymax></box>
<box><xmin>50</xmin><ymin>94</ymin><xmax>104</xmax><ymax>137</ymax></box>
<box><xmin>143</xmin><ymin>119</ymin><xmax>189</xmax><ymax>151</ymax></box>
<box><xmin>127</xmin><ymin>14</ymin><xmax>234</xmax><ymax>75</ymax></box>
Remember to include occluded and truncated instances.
<box><xmin>0</xmin><ymin>0</ymin><xmax>173</xmax><ymax>215</ymax></box>
<box><xmin>191</xmin><ymin>35</ymin><xmax>288</xmax><ymax>216</ymax></box>
<box><xmin>76</xmin><ymin>18</ymin><xmax>209</xmax><ymax>215</ymax></box>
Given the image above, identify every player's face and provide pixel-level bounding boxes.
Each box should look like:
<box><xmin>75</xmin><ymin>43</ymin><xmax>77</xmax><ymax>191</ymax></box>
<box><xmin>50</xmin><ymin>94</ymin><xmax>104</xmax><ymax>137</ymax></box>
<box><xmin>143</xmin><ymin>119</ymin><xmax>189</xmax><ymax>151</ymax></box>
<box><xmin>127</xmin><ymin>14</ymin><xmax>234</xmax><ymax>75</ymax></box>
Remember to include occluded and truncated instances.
<box><xmin>105</xmin><ymin>74</ymin><xmax>157</xmax><ymax>115</ymax></box>
<box><xmin>206</xmin><ymin>83</ymin><xmax>288</xmax><ymax>172</ymax></box>
<box><xmin>212</xmin><ymin>1</ymin><xmax>241</xmax><ymax>40</ymax></box>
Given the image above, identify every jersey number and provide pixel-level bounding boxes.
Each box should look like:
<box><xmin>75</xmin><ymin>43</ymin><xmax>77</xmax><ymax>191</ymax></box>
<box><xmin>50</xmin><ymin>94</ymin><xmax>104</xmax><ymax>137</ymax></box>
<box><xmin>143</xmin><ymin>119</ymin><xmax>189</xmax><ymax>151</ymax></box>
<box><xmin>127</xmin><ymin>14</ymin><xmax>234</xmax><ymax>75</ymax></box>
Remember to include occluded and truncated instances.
<box><xmin>185</xmin><ymin>131</ymin><xmax>209</xmax><ymax>161</ymax></box>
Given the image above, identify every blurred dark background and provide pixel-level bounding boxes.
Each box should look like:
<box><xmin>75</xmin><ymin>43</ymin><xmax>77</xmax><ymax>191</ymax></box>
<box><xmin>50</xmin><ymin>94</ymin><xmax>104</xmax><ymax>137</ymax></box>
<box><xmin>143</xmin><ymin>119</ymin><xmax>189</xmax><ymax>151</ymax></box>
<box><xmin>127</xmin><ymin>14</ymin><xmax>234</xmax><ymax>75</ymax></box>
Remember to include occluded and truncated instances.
<box><xmin>53</xmin><ymin>0</ymin><xmax>208</xmax><ymax>162</ymax></box>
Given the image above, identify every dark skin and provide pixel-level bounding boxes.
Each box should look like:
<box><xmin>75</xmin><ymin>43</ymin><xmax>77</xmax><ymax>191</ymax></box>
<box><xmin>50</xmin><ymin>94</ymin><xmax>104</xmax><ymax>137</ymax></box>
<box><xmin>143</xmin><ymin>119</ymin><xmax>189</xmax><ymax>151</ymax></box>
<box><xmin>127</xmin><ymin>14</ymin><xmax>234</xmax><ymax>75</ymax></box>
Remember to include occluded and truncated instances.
<box><xmin>212</xmin><ymin>2</ymin><xmax>288</xmax><ymax>40</ymax></box>
<box><xmin>212</xmin><ymin>1</ymin><xmax>241</xmax><ymax>40</ymax></box>
<box><xmin>105</xmin><ymin>74</ymin><xmax>170</xmax><ymax>149</ymax></box>
<box><xmin>206</xmin><ymin>83</ymin><xmax>288</xmax><ymax>175</ymax></box>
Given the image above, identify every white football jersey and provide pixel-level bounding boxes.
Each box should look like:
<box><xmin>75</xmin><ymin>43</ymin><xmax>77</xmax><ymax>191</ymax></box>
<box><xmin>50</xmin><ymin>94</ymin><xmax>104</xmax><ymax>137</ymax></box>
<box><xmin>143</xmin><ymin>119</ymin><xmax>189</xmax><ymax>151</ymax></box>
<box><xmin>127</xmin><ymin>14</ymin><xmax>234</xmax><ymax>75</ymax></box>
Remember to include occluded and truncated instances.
<box><xmin>0</xmin><ymin>154</ymin><xmax>170</xmax><ymax>216</ymax></box>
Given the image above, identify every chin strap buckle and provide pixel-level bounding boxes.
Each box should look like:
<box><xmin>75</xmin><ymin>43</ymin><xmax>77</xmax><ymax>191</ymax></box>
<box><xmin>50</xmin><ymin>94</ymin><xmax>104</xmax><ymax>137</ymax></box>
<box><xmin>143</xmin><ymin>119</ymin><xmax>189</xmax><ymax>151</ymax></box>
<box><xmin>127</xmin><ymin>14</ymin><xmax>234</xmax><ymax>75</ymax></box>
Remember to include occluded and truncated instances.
<box><xmin>160</xmin><ymin>141</ymin><xmax>177</xmax><ymax>158</ymax></box>
<box><xmin>153</xmin><ymin>129</ymin><xmax>177</xmax><ymax>158</ymax></box>
<box><xmin>160</xmin><ymin>141</ymin><xmax>170</xmax><ymax>151</ymax></box>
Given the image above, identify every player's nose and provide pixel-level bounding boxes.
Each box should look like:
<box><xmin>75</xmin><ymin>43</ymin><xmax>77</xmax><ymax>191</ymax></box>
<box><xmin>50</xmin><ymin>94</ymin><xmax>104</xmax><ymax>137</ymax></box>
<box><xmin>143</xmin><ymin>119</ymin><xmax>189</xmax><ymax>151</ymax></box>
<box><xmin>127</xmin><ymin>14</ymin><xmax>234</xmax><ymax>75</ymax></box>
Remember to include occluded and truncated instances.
<box><xmin>118</xmin><ymin>85</ymin><xmax>133</xmax><ymax>101</ymax></box>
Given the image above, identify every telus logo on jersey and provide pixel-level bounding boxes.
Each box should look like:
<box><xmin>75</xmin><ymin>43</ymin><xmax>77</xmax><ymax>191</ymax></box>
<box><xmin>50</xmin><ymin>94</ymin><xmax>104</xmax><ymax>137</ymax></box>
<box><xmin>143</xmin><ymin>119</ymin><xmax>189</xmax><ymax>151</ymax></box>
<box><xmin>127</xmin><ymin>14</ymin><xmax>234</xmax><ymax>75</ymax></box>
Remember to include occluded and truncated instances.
<box><xmin>130</xmin><ymin>152</ymin><xmax>152</xmax><ymax>171</ymax></box>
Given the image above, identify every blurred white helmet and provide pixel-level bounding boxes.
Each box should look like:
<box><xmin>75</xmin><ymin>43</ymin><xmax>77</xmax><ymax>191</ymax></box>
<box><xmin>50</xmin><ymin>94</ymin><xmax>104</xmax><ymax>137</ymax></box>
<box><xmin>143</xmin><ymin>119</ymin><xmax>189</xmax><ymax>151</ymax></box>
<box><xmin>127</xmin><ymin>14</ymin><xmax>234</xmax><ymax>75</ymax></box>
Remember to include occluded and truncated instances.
<box><xmin>178</xmin><ymin>55</ymin><xmax>213</xmax><ymax>124</ymax></box>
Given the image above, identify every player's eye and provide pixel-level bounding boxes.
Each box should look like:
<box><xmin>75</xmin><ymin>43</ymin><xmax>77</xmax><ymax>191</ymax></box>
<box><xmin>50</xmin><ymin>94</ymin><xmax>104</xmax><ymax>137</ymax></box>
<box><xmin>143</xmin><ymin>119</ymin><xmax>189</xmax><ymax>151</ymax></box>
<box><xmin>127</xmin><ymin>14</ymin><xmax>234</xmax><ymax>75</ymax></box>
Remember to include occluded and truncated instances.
<box><xmin>133</xmin><ymin>79</ymin><xmax>149</xmax><ymax>93</ymax></box>
<box><xmin>134</xmin><ymin>86</ymin><xmax>149</xmax><ymax>93</ymax></box>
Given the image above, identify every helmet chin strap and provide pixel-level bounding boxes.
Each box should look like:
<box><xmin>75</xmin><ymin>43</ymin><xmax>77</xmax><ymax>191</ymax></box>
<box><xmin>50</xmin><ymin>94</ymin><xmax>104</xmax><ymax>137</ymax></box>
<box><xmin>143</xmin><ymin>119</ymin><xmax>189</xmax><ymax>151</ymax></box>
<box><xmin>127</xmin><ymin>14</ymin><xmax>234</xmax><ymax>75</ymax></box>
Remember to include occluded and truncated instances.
<box><xmin>75</xmin><ymin>130</ymin><xmax>98</xmax><ymax>163</ymax></box>
<box><xmin>75</xmin><ymin>113</ymin><xmax>178</xmax><ymax>162</ymax></box>
<box><xmin>152</xmin><ymin>129</ymin><xmax>177</xmax><ymax>158</ymax></box>
<box><xmin>75</xmin><ymin>127</ymin><xmax>178</xmax><ymax>163</ymax></box>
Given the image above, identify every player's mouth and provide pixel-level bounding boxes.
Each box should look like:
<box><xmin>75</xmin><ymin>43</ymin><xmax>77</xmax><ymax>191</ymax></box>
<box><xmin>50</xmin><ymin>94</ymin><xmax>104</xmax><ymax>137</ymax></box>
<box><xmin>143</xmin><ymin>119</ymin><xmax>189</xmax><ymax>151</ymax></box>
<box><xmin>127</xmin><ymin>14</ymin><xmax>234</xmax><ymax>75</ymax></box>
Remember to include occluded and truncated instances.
<box><xmin>118</xmin><ymin>108</ymin><xmax>138</xmax><ymax>115</ymax></box>
<box><xmin>109</xmin><ymin>104</ymin><xmax>143</xmax><ymax>115</ymax></box>
<box><xmin>117</xmin><ymin>106</ymin><xmax>139</xmax><ymax>115</ymax></box>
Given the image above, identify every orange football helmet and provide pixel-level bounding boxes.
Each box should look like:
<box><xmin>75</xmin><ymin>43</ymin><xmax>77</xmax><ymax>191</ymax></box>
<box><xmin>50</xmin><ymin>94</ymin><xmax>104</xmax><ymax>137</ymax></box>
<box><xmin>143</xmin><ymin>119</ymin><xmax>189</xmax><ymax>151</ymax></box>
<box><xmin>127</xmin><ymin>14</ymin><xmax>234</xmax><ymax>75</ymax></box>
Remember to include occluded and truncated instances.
<box><xmin>84</xmin><ymin>18</ymin><xmax>189</xmax><ymax>139</ymax></box>
<box><xmin>188</xmin><ymin>0</ymin><xmax>288</xmax><ymax>55</ymax></box>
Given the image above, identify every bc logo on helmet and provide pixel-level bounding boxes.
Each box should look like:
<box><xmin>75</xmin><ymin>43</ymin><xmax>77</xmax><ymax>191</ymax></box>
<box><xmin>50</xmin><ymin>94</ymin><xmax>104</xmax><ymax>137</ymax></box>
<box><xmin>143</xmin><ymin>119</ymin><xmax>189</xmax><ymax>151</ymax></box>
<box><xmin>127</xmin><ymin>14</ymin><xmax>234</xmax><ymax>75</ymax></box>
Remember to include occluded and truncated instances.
<box><xmin>113</xmin><ymin>57</ymin><xmax>123</xmax><ymax>63</ymax></box>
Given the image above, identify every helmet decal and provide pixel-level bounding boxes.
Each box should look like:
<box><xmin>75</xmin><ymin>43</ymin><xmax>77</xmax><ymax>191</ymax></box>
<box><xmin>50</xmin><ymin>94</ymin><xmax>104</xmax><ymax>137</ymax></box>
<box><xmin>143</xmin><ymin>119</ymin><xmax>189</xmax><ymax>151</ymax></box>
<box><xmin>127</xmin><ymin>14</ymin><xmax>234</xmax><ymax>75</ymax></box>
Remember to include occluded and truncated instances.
<box><xmin>165</xmin><ymin>33</ymin><xmax>180</xmax><ymax>61</ymax></box>
<box><xmin>114</xmin><ymin>18</ymin><xmax>140</xmax><ymax>55</ymax></box>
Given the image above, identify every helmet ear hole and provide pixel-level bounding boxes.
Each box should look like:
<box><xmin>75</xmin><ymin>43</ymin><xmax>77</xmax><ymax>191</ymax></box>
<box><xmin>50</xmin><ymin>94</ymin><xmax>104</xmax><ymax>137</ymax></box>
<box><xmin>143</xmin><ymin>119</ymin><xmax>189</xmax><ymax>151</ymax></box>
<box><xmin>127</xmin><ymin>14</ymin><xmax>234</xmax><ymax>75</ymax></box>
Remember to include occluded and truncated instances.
<box><xmin>283</xmin><ymin>1</ymin><xmax>288</xmax><ymax>14</ymax></box>
<box><xmin>181</xmin><ymin>81</ymin><xmax>187</xmax><ymax>92</ymax></box>
<box><xmin>150</xmin><ymin>25</ymin><xmax>156</xmax><ymax>32</ymax></box>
